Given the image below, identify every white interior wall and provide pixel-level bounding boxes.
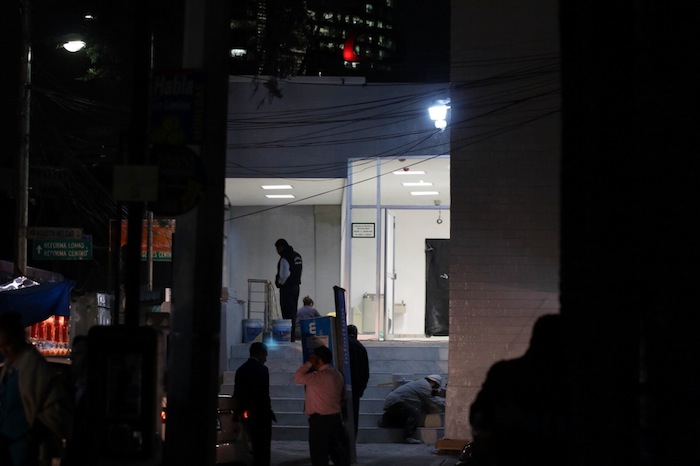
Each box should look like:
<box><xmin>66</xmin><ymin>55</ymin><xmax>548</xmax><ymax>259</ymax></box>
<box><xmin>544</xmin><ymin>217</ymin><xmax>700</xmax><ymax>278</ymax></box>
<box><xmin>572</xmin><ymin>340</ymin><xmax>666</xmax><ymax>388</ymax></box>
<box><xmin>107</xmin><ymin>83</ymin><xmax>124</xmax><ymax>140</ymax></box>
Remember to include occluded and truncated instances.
<box><xmin>392</xmin><ymin>209</ymin><xmax>450</xmax><ymax>335</ymax></box>
<box><xmin>347</xmin><ymin>208</ymin><xmax>451</xmax><ymax>336</ymax></box>
<box><xmin>224</xmin><ymin>204</ymin><xmax>451</xmax><ymax>348</ymax></box>
<box><xmin>224</xmin><ymin>205</ymin><xmax>340</xmax><ymax>348</ymax></box>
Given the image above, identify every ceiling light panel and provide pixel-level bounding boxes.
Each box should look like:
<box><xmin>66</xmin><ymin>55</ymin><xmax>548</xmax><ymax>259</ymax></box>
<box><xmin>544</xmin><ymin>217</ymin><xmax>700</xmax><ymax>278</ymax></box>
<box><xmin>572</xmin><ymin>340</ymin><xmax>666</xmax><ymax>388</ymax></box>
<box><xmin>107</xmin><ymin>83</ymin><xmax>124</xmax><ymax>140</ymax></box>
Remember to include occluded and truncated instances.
<box><xmin>392</xmin><ymin>170</ymin><xmax>426</xmax><ymax>175</ymax></box>
<box><xmin>402</xmin><ymin>181</ymin><xmax>433</xmax><ymax>187</ymax></box>
<box><xmin>410</xmin><ymin>191</ymin><xmax>439</xmax><ymax>196</ymax></box>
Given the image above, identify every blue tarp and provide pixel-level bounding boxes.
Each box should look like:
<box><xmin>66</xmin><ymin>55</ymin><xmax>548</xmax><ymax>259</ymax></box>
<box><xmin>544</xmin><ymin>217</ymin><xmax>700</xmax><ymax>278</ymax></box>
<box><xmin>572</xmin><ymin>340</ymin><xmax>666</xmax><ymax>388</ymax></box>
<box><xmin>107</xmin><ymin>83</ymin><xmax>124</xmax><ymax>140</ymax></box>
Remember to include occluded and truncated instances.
<box><xmin>0</xmin><ymin>280</ymin><xmax>74</xmax><ymax>326</ymax></box>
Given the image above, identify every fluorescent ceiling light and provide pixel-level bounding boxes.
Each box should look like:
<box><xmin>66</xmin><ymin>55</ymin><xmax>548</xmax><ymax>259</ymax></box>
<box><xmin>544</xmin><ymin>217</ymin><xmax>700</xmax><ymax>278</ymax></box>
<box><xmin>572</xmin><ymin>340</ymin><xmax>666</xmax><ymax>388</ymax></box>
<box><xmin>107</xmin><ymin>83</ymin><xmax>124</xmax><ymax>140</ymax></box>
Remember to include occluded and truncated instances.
<box><xmin>410</xmin><ymin>191</ymin><xmax>439</xmax><ymax>196</ymax></box>
<box><xmin>265</xmin><ymin>194</ymin><xmax>295</xmax><ymax>199</ymax></box>
<box><xmin>402</xmin><ymin>180</ymin><xmax>433</xmax><ymax>187</ymax></box>
<box><xmin>261</xmin><ymin>185</ymin><xmax>293</xmax><ymax>190</ymax></box>
<box><xmin>392</xmin><ymin>170</ymin><xmax>426</xmax><ymax>175</ymax></box>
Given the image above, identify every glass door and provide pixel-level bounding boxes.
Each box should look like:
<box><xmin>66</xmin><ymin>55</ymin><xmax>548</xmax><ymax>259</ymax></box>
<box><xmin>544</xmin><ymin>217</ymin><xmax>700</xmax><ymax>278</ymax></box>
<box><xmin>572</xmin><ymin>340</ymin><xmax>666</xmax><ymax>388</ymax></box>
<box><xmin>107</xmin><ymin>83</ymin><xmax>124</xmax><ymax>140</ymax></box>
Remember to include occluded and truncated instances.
<box><xmin>384</xmin><ymin>209</ymin><xmax>396</xmax><ymax>338</ymax></box>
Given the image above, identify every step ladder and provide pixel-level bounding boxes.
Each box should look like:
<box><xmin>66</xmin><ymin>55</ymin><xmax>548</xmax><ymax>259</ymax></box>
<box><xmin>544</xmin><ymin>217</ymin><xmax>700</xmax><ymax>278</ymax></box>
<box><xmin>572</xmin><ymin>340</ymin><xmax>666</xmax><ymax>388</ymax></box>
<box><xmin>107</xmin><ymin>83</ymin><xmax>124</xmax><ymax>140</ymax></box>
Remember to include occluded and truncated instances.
<box><xmin>246</xmin><ymin>279</ymin><xmax>280</xmax><ymax>332</ymax></box>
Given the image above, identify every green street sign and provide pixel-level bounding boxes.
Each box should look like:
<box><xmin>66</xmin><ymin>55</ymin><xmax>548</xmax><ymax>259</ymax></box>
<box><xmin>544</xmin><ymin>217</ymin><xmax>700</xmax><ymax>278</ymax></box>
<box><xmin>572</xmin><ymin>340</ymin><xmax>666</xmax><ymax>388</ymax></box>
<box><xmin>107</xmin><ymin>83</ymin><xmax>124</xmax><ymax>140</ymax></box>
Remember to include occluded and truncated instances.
<box><xmin>33</xmin><ymin>239</ymin><xmax>93</xmax><ymax>261</ymax></box>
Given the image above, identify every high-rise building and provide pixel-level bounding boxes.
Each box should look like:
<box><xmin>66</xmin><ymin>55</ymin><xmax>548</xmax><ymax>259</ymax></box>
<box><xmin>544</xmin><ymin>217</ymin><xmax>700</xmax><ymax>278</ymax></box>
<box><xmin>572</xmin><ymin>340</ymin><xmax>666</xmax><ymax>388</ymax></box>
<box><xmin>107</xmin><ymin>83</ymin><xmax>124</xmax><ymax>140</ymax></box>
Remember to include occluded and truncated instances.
<box><xmin>228</xmin><ymin>0</ymin><xmax>449</xmax><ymax>82</ymax></box>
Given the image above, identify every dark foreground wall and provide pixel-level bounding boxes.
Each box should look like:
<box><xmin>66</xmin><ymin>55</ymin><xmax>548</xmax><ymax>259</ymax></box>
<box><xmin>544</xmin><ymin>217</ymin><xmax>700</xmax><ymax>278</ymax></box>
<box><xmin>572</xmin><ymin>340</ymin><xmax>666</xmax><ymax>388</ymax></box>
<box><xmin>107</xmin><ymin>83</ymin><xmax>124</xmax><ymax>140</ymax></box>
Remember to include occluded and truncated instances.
<box><xmin>560</xmin><ymin>2</ymin><xmax>700</xmax><ymax>464</ymax></box>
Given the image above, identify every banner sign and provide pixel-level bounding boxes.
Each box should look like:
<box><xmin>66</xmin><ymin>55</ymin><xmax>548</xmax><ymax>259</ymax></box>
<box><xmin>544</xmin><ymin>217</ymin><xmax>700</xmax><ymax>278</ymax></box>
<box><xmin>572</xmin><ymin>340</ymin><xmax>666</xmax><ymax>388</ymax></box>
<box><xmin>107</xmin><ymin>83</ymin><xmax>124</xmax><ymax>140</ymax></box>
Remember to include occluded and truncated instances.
<box><xmin>117</xmin><ymin>219</ymin><xmax>175</xmax><ymax>262</ymax></box>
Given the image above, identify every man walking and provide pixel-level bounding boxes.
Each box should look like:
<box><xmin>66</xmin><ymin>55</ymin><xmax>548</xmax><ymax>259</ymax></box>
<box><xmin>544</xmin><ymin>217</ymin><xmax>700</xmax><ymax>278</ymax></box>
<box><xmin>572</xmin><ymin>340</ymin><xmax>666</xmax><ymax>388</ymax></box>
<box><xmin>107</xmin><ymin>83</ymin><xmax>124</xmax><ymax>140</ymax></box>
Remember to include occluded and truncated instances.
<box><xmin>274</xmin><ymin>238</ymin><xmax>303</xmax><ymax>342</ymax></box>
<box><xmin>293</xmin><ymin>346</ymin><xmax>349</xmax><ymax>466</ymax></box>
<box><xmin>347</xmin><ymin>325</ymin><xmax>369</xmax><ymax>438</ymax></box>
<box><xmin>233</xmin><ymin>342</ymin><xmax>276</xmax><ymax>466</ymax></box>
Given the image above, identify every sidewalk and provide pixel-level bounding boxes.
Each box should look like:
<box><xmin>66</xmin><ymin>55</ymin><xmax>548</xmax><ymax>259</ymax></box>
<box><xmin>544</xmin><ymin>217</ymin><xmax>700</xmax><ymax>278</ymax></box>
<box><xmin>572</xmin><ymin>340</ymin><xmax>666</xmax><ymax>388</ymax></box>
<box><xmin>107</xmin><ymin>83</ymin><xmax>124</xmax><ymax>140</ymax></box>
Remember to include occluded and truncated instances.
<box><xmin>271</xmin><ymin>440</ymin><xmax>460</xmax><ymax>466</ymax></box>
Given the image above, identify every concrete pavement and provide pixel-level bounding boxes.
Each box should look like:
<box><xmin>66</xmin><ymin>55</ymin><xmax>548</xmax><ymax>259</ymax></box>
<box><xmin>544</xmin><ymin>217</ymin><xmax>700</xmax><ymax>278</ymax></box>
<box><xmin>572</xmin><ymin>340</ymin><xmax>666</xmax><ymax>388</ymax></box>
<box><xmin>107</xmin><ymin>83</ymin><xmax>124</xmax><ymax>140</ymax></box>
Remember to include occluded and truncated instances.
<box><xmin>270</xmin><ymin>440</ymin><xmax>460</xmax><ymax>466</ymax></box>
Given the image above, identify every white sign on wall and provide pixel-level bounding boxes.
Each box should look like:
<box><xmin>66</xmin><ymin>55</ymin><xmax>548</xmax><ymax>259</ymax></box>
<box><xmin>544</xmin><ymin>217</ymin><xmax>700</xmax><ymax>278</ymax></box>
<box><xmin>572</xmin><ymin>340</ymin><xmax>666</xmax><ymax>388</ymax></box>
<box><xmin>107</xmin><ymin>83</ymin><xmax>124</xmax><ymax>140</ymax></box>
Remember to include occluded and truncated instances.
<box><xmin>351</xmin><ymin>223</ymin><xmax>375</xmax><ymax>238</ymax></box>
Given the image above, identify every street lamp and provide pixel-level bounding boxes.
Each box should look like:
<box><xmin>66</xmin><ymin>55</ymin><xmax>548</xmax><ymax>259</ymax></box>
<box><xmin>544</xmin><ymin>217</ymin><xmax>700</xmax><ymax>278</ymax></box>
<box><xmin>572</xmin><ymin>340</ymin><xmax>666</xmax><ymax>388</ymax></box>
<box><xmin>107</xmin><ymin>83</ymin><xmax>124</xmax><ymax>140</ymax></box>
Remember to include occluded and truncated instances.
<box><xmin>62</xmin><ymin>40</ymin><xmax>86</xmax><ymax>52</ymax></box>
<box><xmin>57</xmin><ymin>33</ymin><xmax>87</xmax><ymax>52</ymax></box>
<box><xmin>428</xmin><ymin>99</ymin><xmax>451</xmax><ymax>130</ymax></box>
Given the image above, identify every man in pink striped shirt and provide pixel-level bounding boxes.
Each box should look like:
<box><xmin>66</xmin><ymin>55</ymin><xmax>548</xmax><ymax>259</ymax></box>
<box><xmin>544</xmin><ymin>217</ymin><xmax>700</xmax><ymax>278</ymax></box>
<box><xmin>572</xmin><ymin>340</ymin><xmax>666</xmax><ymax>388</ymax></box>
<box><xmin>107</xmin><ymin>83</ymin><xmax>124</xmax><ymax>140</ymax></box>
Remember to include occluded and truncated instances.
<box><xmin>293</xmin><ymin>346</ymin><xmax>349</xmax><ymax>466</ymax></box>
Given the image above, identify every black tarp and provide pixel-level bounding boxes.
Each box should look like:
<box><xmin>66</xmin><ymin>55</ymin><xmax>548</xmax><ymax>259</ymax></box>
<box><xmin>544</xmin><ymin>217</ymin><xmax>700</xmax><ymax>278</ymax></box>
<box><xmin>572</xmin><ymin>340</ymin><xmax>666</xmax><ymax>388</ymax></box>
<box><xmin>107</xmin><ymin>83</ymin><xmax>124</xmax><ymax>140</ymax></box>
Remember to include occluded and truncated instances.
<box><xmin>425</xmin><ymin>239</ymin><xmax>449</xmax><ymax>337</ymax></box>
<box><xmin>0</xmin><ymin>279</ymin><xmax>74</xmax><ymax>326</ymax></box>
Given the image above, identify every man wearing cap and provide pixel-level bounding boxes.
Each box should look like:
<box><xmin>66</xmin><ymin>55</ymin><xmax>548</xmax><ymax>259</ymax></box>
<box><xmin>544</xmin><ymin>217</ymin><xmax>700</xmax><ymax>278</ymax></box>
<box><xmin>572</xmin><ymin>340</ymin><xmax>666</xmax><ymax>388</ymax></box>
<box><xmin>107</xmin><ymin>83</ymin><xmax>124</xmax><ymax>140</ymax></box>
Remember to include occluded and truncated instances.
<box><xmin>380</xmin><ymin>374</ymin><xmax>446</xmax><ymax>444</ymax></box>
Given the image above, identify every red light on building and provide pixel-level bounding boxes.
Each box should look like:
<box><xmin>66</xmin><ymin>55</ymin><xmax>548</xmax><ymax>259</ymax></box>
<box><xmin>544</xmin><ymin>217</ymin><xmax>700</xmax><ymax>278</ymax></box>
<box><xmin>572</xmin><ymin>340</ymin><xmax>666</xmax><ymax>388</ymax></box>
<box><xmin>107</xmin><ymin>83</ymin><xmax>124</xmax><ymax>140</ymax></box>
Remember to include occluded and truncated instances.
<box><xmin>343</xmin><ymin>33</ymin><xmax>364</xmax><ymax>62</ymax></box>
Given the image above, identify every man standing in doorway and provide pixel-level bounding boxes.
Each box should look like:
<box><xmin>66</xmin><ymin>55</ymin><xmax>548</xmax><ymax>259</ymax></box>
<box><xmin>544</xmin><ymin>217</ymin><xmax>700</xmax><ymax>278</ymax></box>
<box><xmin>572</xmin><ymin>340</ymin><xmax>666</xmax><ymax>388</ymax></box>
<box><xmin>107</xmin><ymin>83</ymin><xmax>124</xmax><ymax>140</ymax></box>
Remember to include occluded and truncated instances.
<box><xmin>274</xmin><ymin>238</ymin><xmax>302</xmax><ymax>342</ymax></box>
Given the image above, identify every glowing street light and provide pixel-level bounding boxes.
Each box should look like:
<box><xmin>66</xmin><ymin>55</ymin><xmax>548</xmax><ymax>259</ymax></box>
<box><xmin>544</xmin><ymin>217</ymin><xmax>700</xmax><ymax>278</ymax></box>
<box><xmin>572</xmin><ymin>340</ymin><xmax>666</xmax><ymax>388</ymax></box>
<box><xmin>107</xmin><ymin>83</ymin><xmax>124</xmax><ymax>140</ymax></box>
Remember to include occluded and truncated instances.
<box><xmin>428</xmin><ymin>98</ymin><xmax>451</xmax><ymax>130</ymax></box>
<box><xmin>62</xmin><ymin>40</ymin><xmax>86</xmax><ymax>52</ymax></box>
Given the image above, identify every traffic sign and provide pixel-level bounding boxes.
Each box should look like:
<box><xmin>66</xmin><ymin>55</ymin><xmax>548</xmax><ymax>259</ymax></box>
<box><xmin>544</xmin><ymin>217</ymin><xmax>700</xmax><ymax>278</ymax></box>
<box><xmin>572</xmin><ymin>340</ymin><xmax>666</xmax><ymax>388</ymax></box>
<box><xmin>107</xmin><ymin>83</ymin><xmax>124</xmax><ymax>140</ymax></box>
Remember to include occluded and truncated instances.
<box><xmin>27</xmin><ymin>227</ymin><xmax>83</xmax><ymax>240</ymax></box>
<box><xmin>33</xmin><ymin>239</ymin><xmax>93</xmax><ymax>260</ymax></box>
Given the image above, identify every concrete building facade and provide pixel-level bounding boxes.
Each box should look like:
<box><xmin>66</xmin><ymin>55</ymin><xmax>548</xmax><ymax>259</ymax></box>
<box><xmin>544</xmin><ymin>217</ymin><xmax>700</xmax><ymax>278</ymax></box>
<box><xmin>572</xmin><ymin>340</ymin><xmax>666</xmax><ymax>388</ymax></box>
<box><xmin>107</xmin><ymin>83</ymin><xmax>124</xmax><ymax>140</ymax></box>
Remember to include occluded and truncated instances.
<box><xmin>445</xmin><ymin>0</ymin><xmax>561</xmax><ymax>440</ymax></box>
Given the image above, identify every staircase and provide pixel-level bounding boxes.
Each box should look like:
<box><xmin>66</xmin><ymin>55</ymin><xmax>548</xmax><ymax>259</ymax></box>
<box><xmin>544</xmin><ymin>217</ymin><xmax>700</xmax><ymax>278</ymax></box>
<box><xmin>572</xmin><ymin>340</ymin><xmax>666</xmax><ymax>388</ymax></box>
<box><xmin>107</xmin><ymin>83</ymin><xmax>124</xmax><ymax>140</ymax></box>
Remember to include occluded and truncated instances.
<box><xmin>222</xmin><ymin>339</ymin><xmax>448</xmax><ymax>444</ymax></box>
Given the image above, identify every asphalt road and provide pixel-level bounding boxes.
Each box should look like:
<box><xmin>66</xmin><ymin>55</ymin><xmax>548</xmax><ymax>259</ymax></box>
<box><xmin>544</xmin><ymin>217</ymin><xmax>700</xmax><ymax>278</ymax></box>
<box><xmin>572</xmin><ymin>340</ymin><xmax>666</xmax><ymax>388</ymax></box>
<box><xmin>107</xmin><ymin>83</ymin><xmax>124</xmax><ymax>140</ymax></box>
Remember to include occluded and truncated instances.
<box><xmin>270</xmin><ymin>440</ymin><xmax>460</xmax><ymax>466</ymax></box>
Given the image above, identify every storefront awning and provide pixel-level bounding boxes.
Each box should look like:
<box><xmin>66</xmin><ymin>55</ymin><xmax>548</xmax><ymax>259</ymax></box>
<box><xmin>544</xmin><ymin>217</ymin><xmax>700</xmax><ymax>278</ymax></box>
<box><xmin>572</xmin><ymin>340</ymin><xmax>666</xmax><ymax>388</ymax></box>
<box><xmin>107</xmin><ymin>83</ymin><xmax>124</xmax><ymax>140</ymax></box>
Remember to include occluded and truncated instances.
<box><xmin>0</xmin><ymin>279</ymin><xmax>74</xmax><ymax>326</ymax></box>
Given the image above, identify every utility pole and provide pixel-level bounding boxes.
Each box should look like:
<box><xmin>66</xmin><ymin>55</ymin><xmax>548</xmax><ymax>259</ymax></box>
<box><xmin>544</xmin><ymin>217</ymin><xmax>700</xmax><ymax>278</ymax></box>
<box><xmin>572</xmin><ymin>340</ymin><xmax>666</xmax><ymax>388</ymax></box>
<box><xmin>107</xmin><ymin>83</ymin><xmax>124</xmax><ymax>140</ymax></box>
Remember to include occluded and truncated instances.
<box><xmin>16</xmin><ymin>0</ymin><xmax>31</xmax><ymax>277</ymax></box>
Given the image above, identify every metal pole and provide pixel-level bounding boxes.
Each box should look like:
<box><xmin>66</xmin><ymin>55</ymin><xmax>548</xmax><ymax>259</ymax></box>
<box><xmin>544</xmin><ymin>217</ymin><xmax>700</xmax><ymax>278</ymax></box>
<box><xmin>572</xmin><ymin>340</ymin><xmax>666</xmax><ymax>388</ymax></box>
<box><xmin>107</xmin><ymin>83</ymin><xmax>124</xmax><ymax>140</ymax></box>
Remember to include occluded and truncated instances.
<box><xmin>147</xmin><ymin>210</ymin><xmax>154</xmax><ymax>291</ymax></box>
<box><xmin>16</xmin><ymin>0</ymin><xmax>31</xmax><ymax>277</ymax></box>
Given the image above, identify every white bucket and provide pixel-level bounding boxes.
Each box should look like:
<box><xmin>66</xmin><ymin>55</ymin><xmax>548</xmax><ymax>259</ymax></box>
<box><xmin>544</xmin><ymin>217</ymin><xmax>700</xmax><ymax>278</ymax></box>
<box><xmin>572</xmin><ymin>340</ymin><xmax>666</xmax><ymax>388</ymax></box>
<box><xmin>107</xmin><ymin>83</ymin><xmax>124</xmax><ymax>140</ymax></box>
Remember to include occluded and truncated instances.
<box><xmin>271</xmin><ymin>319</ymin><xmax>292</xmax><ymax>342</ymax></box>
<box><xmin>242</xmin><ymin>319</ymin><xmax>263</xmax><ymax>343</ymax></box>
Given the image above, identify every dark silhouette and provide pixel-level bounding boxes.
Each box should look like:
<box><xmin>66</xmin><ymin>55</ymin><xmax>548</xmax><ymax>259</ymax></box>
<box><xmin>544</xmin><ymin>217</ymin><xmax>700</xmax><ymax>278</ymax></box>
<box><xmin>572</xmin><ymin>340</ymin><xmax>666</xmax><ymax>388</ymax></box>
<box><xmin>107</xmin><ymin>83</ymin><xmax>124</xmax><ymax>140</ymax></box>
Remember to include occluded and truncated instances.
<box><xmin>60</xmin><ymin>335</ymin><xmax>89</xmax><ymax>466</ymax></box>
<box><xmin>468</xmin><ymin>313</ymin><xmax>569</xmax><ymax>466</ymax></box>
<box><xmin>346</xmin><ymin>324</ymin><xmax>369</xmax><ymax>437</ymax></box>
<box><xmin>233</xmin><ymin>342</ymin><xmax>276</xmax><ymax>466</ymax></box>
<box><xmin>274</xmin><ymin>239</ymin><xmax>302</xmax><ymax>342</ymax></box>
<box><xmin>0</xmin><ymin>311</ymin><xmax>72</xmax><ymax>466</ymax></box>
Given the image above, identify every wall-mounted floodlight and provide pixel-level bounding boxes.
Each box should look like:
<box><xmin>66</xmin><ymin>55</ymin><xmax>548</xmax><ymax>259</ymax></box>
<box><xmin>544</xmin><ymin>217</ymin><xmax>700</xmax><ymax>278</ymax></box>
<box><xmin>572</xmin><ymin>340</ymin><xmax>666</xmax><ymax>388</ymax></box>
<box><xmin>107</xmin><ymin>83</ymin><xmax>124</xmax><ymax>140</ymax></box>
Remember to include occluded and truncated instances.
<box><xmin>428</xmin><ymin>99</ymin><xmax>451</xmax><ymax>130</ymax></box>
<box><xmin>62</xmin><ymin>40</ymin><xmax>86</xmax><ymax>53</ymax></box>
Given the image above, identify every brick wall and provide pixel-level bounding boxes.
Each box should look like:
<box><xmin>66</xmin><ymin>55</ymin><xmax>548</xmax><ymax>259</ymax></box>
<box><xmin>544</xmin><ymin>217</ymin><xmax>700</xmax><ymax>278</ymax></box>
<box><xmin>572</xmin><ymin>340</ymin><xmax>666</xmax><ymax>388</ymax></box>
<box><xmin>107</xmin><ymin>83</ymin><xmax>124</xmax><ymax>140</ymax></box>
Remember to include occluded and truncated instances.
<box><xmin>446</xmin><ymin>0</ymin><xmax>561</xmax><ymax>440</ymax></box>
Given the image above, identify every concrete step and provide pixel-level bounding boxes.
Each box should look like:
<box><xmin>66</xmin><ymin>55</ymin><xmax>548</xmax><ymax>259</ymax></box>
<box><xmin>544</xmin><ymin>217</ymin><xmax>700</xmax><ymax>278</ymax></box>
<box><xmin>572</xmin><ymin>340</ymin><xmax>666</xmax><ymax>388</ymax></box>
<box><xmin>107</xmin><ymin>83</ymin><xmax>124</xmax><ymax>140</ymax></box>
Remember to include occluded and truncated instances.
<box><xmin>224</xmin><ymin>372</ymin><xmax>430</xmax><ymax>392</ymax></box>
<box><xmin>272</xmin><ymin>410</ymin><xmax>444</xmax><ymax>429</ymax></box>
<box><xmin>224</xmin><ymin>340</ymin><xmax>449</xmax><ymax>444</ymax></box>
<box><xmin>271</xmin><ymin>424</ymin><xmax>444</xmax><ymax>444</ymax></box>
<box><xmin>221</xmin><ymin>383</ymin><xmax>399</xmax><ymax>400</ymax></box>
<box><xmin>269</xmin><ymin>397</ymin><xmax>394</xmax><ymax>414</ymax></box>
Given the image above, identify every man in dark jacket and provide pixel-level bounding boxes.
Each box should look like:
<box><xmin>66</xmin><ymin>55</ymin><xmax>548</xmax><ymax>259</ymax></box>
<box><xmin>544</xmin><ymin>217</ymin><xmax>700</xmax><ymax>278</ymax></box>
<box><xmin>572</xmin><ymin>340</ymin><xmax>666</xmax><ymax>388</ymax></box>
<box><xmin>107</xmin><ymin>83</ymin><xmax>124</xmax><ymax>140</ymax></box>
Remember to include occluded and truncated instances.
<box><xmin>274</xmin><ymin>239</ymin><xmax>303</xmax><ymax>341</ymax></box>
<box><xmin>233</xmin><ymin>342</ymin><xmax>276</xmax><ymax>466</ymax></box>
<box><xmin>347</xmin><ymin>325</ymin><xmax>369</xmax><ymax>438</ymax></box>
